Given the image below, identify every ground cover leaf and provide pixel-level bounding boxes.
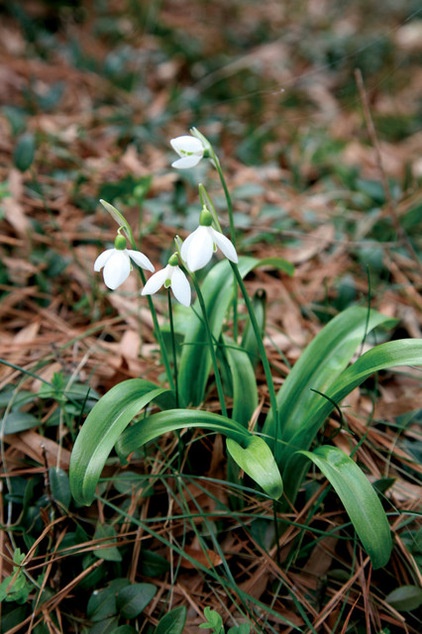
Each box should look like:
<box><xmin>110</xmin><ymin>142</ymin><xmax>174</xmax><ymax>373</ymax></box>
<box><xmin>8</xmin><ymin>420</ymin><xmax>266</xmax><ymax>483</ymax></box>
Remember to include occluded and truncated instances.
<box><xmin>69</xmin><ymin>379</ymin><xmax>175</xmax><ymax>505</ymax></box>
<box><xmin>299</xmin><ymin>446</ymin><xmax>392</xmax><ymax>569</ymax></box>
<box><xmin>154</xmin><ymin>605</ymin><xmax>187</xmax><ymax>634</ymax></box>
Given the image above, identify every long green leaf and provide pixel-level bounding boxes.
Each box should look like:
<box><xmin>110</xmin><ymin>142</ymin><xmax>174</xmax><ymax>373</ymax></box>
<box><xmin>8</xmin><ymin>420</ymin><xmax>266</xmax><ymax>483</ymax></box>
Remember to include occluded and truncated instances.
<box><xmin>264</xmin><ymin>306</ymin><xmax>396</xmax><ymax>462</ymax></box>
<box><xmin>299</xmin><ymin>446</ymin><xmax>392</xmax><ymax>569</ymax></box>
<box><xmin>69</xmin><ymin>379</ymin><xmax>175</xmax><ymax>506</ymax></box>
<box><xmin>226</xmin><ymin>437</ymin><xmax>283</xmax><ymax>499</ymax></box>
<box><xmin>240</xmin><ymin>288</ymin><xmax>267</xmax><ymax>369</ymax></box>
<box><xmin>178</xmin><ymin>257</ymin><xmax>258</xmax><ymax>407</ymax></box>
<box><xmin>282</xmin><ymin>339</ymin><xmax>422</xmax><ymax>502</ymax></box>
<box><xmin>178</xmin><ymin>256</ymin><xmax>292</xmax><ymax>408</ymax></box>
<box><xmin>116</xmin><ymin>409</ymin><xmax>283</xmax><ymax>499</ymax></box>
<box><xmin>224</xmin><ymin>340</ymin><xmax>258</xmax><ymax>427</ymax></box>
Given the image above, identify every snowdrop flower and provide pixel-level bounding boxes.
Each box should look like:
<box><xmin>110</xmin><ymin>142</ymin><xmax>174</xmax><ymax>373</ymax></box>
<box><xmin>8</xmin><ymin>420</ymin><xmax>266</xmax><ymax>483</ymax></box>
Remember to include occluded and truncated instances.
<box><xmin>142</xmin><ymin>253</ymin><xmax>191</xmax><ymax>306</ymax></box>
<box><xmin>181</xmin><ymin>207</ymin><xmax>238</xmax><ymax>272</ymax></box>
<box><xmin>170</xmin><ymin>135</ymin><xmax>207</xmax><ymax>169</ymax></box>
<box><xmin>94</xmin><ymin>233</ymin><xmax>154</xmax><ymax>290</ymax></box>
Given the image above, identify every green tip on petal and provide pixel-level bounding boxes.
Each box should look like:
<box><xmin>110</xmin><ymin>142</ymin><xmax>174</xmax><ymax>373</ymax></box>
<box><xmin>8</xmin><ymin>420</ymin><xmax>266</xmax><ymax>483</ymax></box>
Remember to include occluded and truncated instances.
<box><xmin>168</xmin><ymin>252</ymin><xmax>179</xmax><ymax>266</ymax></box>
<box><xmin>199</xmin><ymin>207</ymin><xmax>213</xmax><ymax>227</ymax></box>
<box><xmin>114</xmin><ymin>234</ymin><xmax>127</xmax><ymax>250</ymax></box>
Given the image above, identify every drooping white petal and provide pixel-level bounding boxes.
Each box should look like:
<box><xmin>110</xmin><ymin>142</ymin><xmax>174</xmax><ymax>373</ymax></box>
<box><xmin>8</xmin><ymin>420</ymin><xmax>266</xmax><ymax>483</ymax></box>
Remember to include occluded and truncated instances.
<box><xmin>127</xmin><ymin>249</ymin><xmax>155</xmax><ymax>272</ymax></box>
<box><xmin>170</xmin><ymin>135</ymin><xmax>204</xmax><ymax>169</ymax></box>
<box><xmin>170</xmin><ymin>136</ymin><xmax>203</xmax><ymax>156</ymax></box>
<box><xmin>94</xmin><ymin>248</ymin><xmax>114</xmax><ymax>272</ymax></box>
<box><xmin>141</xmin><ymin>266</ymin><xmax>170</xmax><ymax>296</ymax></box>
<box><xmin>181</xmin><ymin>226</ymin><xmax>214</xmax><ymax>271</ymax></box>
<box><xmin>103</xmin><ymin>250</ymin><xmax>131</xmax><ymax>290</ymax></box>
<box><xmin>171</xmin><ymin>155</ymin><xmax>202</xmax><ymax>169</ymax></box>
<box><xmin>170</xmin><ymin>266</ymin><xmax>191</xmax><ymax>306</ymax></box>
<box><xmin>211</xmin><ymin>229</ymin><xmax>238</xmax><ymax>263</ymax></box>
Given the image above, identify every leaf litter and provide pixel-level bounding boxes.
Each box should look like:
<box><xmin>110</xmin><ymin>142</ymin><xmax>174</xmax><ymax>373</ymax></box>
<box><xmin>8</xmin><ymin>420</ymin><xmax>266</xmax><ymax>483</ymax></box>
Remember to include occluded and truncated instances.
<box><xmin>0</xmin><ymin>1</ymin><xmax>421</xmax><ymax>632</ymax></box>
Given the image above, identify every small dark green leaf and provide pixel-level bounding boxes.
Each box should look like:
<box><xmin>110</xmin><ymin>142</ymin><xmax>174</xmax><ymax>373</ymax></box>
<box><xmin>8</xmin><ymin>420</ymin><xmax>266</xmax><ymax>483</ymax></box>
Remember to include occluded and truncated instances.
<box><xmin>1</xmin><ymin>412</ymin><xmax>39</xmax><ymax>435</ymax></box>
<box><xmin>139</xmin><ymin>550</ymin><xmax>170</xmax><ymax>577</ymax></box>
<box><xmin>116</xmin><ymin>583</ymin><xmax>157</xmax><ymax>619</ymax></box>
<box><xmin>385</xmin><ymin>585</ymin><xmax>422</xmax><ymax>612</ymax></box>
<box><xmin>13</xmin><ymin>132</ymin><xmax>36</xmax><ymax>172</ymax></box>
<box><xmin>93</xmin><ymin>525</ymin><xmax>122</xmax><ymax>562</ymax></box>
<box><xmin>49</xmin><ymin>467</ymin><xmax>71</xmax><ymax>509</ymax></box>
<box><xmin>154</xmin><ymin>606</ymin><xmax>187</xmax><ymax>634</ymax></box>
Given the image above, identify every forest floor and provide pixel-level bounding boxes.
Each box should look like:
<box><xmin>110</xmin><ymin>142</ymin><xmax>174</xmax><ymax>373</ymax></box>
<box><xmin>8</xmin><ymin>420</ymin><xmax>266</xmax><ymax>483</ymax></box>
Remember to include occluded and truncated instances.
<box><xmin>0</xmin><ymin>1</ymin><xmax>422</xmax><ymax>632</ymax></box>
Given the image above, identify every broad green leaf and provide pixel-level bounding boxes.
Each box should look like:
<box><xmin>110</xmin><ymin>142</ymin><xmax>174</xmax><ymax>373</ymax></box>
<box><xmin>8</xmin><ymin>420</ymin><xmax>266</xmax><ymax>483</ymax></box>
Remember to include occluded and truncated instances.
<box><xmin>199</xmin><ymin>607</ymin><xmax>224</xmax><ymax>632</ymax></box>
<box><xmin>178</xmin><ymin>257</ymin><xmax>257</xmax><ymax>407</ymax></box>
<box><xmin>264</xmin><ymin>306</ymin><xmax>396</xmax><ymax>462</ymax></box>
<box><xmin>256</xmin><ymin>257</ymin><xmax>294</xmax><ymax>277</ymax></box>
<box><xmin>282</xmin><ymin>339</ymin><xmax>422</xmax><ymax>502</ymax></box>
<box><xmin>93</xmin><ymin>524</ymin><xmax>122</xmax><ymax>562</ymax></box>
<box><xmin>49</xmin><ymin>467</ymin><xmax>71</xmax><ymax>509</ymax></box>
<box><xmin>224</xmin><ymin>339</ymin><xmax>258</xmax><ymax>427</ymax></box>
<box><xmin>13</xmin><ymin>132</ymin><xmax>35</xmax><ymax>172</ymax></box>
<box><xmin>117</xmin><ymin>409</ymin><xmax>250</xmax><ymax>454</ymax></box>
<box><xmin>178</xmin><ymin>256</ymin><xmax>292</xmax><ymax>408</ymax></box>
<box><xmin>116</xmin><ymin>583</ymin><xmax>157</xmax><ymax>618</ymax></box>
<box><xmin>385</xmin><ymin>585</ymin><xmax>422</xmax><ymax>611</ymax></box>
<box><xmin>299</xmin><ymin>446</ymin><xmax>392</xmax><ymax>569</ymax></box>
<box><xmin>226</xmin><ymin>436</ymin><xmax>283</xmax><ymax>499</ymax></box>
<box><xmin>0</xmin><ymin>411</ymin><xmax>39</xmax><ymax>435</ymax></box>
<box><xmin>240</xmin><ymin>288</ymin><xmax>267</xmax><ymax>369</ymax></box>
<box><xmin>154</xmin><ymin>606</ymin><xmax>187</xmax><ymax>634</ymax></box>
<box><xmin>69</xmin><ymin>379</ymin><xmax>175</xmax><ymax>506</ymax></box>
<box><xmin>116</xmin><ymin>410</ymin><xmax>282</xmax><ymax>499</ymax></box>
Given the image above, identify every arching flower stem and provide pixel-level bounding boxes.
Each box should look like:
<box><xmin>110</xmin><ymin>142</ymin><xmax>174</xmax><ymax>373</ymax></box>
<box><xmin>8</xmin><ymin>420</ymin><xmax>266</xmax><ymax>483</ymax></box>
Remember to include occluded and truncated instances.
<box><xmin>99</xmin><ymin>199</ymin><xmax>175</xmax><ymax>393</ymax></box>
<box><xmin>190</xmin><ymin>273</ymin><xmax>228</xmax><ymax>419</ymax></box>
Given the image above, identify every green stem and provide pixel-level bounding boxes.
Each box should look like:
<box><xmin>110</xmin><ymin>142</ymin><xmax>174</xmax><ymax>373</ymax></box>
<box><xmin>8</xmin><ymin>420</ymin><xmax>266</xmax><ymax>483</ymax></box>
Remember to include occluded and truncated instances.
<box><xmin>212</xmin><ymin>154</ymin><xmax>236</xmax><ymax>249</ymax></box>
<box><xmin>230</xmin><ymin>262</ymin><xmax>278</xmax><ymax>433</ymax></box>
<box><xmin>137</xmin><ymin>268</ymin><xmax>175</xmax><ymax>393</ymax></box>
<box><xmin>167</xmin><ymin>289</ymin><xmax>179</xmax><ymax>408</ymax></box>
<box><xmin>190</xmin><ymin>274</ymin><xmax>228</xmax><ymax>418</ymax></box>
<box><xmin>198</xmin><ymin>179</ymin><xmax>239</xmax><ymax>340</ymax></box>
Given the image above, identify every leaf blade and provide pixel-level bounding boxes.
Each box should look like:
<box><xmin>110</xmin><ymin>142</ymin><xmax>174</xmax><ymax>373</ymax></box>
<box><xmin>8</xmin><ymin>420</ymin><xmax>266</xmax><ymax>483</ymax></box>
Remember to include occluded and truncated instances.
<box><xmin>299</xmin><ymin>446</ymin><xmax>392</xmax><ymax>569</ymax></box>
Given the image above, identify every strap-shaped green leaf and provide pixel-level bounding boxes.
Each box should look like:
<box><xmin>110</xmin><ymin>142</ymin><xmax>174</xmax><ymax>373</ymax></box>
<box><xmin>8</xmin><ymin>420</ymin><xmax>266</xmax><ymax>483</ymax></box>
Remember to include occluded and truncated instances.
<box><xmin>299</xmin><ymin>446</ymin><xmax>392</xmax><ymax>569</ymax></box>
<box><xmin>264</xmin><ymin>306</ymin><xmax>396</xmax><ymax>462</ymax></box>
<box><xmin>69</xmin><ymin>379</ymin><xmax>175</xmax><ymax>506</ymax></box>
<box><xmin>178</xmin><ymin>256</ymin><xmax>293</xmax><ymax>408</ymax></box>
<box><xmin>226</xmin><ymin>437</ymin><xmax>283</xmax><ymax>499</ymax></box>
<box><xmin>224</xmin><ymin>339</ymin><xmax>258</xmax><ymax>427</ymax></box>
<box><xmin>282</xmin><ymin>339</ymin><xmax>422</xmax><ymax>503</ymax></box>
<box><xmin>177</xmin><ymin>257</ymin><xmax>257</xmax><ymax>407</ymax></box>
<box><xmin>116</xmin><ymin>409</ymin><xmax>282</xmax><ymax>499</ymax></box>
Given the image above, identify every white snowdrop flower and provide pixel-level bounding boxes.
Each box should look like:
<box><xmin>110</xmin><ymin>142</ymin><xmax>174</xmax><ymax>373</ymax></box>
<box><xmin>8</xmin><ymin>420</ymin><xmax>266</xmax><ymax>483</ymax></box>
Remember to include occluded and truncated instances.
<box><xmin>94</xmin><ymin>233</ymin><xmax>154</xmax><ymax>290</ymax></box>
<box><xmin>142</xmin><ymin>253</ymin><xmax>191</xmax><ymax>306</ymax></box>
<box><xmin>170</xmin><ymin>135</ymin><xmax>206</xmax><ymax>169</ymax></box>
<box><xmin>181</xmin><ymin>207</ymin><xmax>238</xmax><ymax>272</ymax></box>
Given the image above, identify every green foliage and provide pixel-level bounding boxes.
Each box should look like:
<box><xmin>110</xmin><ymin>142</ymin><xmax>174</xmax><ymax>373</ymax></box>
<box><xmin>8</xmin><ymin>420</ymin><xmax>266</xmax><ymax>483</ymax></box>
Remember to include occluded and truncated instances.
<box><xmin>154</xmin><ymin>606</ymin><xmax>187</xmax><ymax>634</ymax></box>
<box><xmin>12</xmin><ymin>132</ymin><xmax>36</xmax><ymax>172</ymax></box>
<box><xmin>199</xmin><ymin>608</ymin><xmax>251</xmax><ymax>634</ymax></box>
<box><xmin>0</xmin><ymin>549</ymin><xmax>32</xmax><ymax>604</ymax></box>
<box><xmin>385</xmin><ymin>585</ymin><xmax>422</xmax><ymax>612</ymax></box>
<box><xmin>299</xmin><ymin>447</ymin><xmax>392</xmax><ymax>569</ymax></box>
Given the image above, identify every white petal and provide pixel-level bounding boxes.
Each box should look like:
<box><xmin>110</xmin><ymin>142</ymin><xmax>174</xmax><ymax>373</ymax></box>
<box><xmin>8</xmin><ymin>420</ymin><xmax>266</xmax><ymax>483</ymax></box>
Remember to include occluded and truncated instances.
<box><xmin>127</xmin><ymin>249</ymin><xmax>155</xmax><ymax>272</ymax></box>
<box><xmin>141</xmin><ymin>267</ymin><xmax>170</xmax><ymax>296</ymax></box>
<box><xmin>94</xmin><ymin>248</ymin><xmax>114</xmax><ymax>271</ymax></box>
<box><xmin>103</xmin><ymin>250</ymin><xmax>131</xmax><ymax>289</ymax></box>
<box><xmin>170</xmin><ymin>267</ymin><xmax>191</xmax><ymax>306</ymax></box>
<box><xmin>171</xmin><ymin>155</ymin><xmax>202</xmax><ymax>169</ymax></box>
<box><xmin>170</xmin><ymin>136</ymin><xmax>203</xmax><ymax>156</ymax></box>
<box><xmin>181</xmin><ymin>226</ymin><xmax>214</xmax><ymax>271</ymax></box>
<box><xmin>211</xmin><ymin>229</ymin><xmax>239</xmax><ymax>263</ymax></box>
